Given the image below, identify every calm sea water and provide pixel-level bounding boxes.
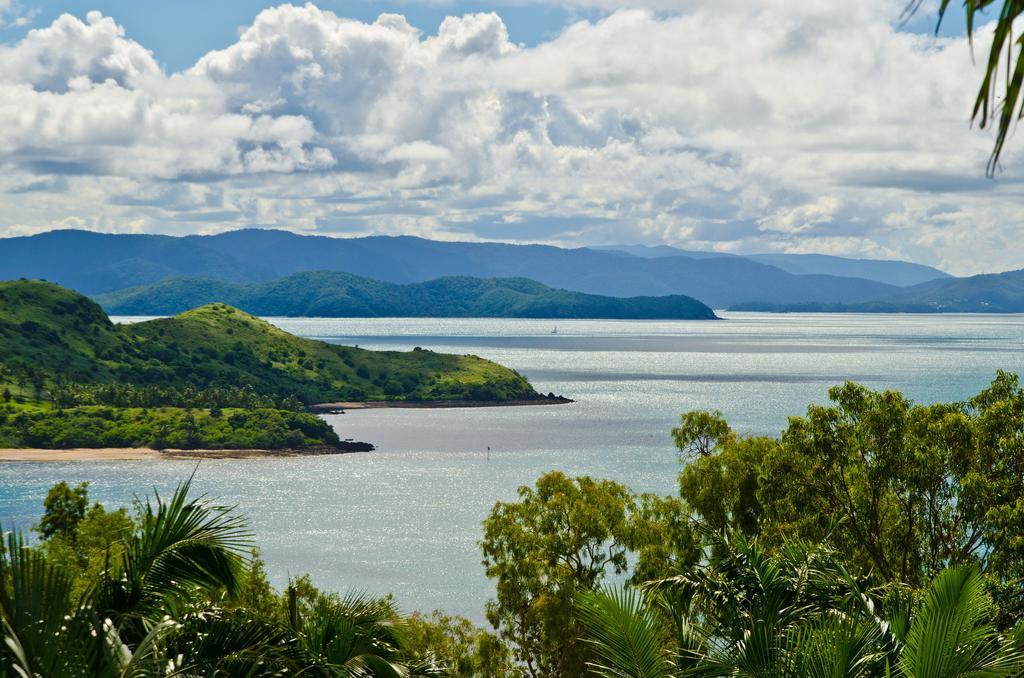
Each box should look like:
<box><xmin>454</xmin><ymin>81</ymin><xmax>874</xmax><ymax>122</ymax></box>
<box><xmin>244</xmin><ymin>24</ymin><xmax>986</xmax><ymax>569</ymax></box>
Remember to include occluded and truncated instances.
<box><xmin>2</xmin><ymin>313</ymin><xmax>1023</xmax><ymax>620</ymax></box>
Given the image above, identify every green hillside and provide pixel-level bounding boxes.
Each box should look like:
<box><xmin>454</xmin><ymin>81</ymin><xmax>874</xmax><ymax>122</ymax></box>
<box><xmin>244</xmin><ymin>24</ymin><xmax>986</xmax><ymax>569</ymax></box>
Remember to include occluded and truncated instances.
<box><xmin>0</xmin><ymin>280</ymin><xmax>540</xmax><ymax>404</ymax></box>
<box><xmin>95</xmin><ymin>271</ymin><xmax>719</xmax><ymax>319</ymax></box>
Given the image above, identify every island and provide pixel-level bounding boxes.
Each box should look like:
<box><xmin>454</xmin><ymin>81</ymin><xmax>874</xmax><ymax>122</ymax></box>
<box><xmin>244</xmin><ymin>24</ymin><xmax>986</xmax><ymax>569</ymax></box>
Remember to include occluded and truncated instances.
<box><xmin>0</xmin><ymin>280</ymin><xmax>551</xmax><ymax>458</ymax></box>
<box><xmin>93</xmin><ymin>271</ymin><xmax>720</xmax><ymax>319</ymax></box>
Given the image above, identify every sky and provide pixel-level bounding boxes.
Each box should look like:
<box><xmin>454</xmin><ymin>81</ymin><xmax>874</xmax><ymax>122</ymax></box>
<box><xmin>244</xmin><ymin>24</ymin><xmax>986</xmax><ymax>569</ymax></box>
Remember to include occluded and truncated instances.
<box><xmin>0</xmin><ymin>0</ymin><xmax>1016</xmax><ymax>275</ymax></box>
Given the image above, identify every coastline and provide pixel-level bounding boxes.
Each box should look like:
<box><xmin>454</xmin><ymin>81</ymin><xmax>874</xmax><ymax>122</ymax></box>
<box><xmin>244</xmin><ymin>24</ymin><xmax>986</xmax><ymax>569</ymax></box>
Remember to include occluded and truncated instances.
<box><xmin>311</xmin><ymin>396</ymin><xmax>574</xmax><ymax>413</ymax></box>
<box><xmin>0</xmin><ymin>443</ymin><xmax>370</xmax><ymax>463</ymax></box>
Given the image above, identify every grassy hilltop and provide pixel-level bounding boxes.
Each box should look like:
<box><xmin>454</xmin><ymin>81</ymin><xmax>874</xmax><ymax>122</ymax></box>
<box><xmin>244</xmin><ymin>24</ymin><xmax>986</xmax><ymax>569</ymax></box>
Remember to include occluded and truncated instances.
<box><xmin>0</xmin><ymin>279</ymin><xmax>538</xmax><ymax>404</ymax></box>
<box><xmin>0</xmin><ymin>280</ymin><xmax>542</xmax><ymax>450</ymax></box>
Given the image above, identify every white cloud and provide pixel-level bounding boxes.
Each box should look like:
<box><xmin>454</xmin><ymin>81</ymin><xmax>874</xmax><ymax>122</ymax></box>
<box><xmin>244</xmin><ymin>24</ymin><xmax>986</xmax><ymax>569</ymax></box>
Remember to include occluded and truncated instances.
<box><xmin>0</xmin><ymin>1</ymin><xmax>1018</xmax><ymax>274</ymax></box>
<box><xmin>0</xmin><ymin>0</ymin><xmax>34</xmax><ymax>28</ymax></box>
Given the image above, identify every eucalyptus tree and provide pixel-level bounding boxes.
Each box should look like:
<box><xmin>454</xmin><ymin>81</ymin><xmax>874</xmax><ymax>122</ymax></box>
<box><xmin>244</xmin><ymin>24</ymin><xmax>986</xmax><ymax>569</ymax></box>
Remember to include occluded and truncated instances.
<box><xmin>674</xmin><ymin>373</ymin><xmax>1024</xmax><ymax>619</ymax></box>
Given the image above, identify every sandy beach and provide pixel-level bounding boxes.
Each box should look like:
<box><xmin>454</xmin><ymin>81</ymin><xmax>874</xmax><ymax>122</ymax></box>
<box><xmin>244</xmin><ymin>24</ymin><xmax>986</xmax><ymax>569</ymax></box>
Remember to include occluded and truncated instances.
<box><xmin>0</xmin><ymin>445</ymin><xmax>358</xmax><ymax>462</ymax></box>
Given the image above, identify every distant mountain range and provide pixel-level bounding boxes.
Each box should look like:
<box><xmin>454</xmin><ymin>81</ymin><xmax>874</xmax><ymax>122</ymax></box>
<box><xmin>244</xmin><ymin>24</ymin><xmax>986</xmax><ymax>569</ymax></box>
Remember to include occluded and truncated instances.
<box><xmin>94</xmin><ymin>272</ymin><xmax>718</xmax><ymax>319</ymax></box>
<box><xmin>1</xmin><ymin>228</ymin><xmax>1017</xmax><ymax>313</ymax></box>
<box><xmin>0</xmin><ymin>229</ymin><xmax>905</xmax><ymax>308</ymax></box>
<box><xmin>590</xmin><ymin>245</ymin><xmax>949</xmax><ymax>287</ymax></box>
<box><xmin>733</xmin><ymin>268</ymin><xmax>1024</xmax><ymax>313</ymax></box>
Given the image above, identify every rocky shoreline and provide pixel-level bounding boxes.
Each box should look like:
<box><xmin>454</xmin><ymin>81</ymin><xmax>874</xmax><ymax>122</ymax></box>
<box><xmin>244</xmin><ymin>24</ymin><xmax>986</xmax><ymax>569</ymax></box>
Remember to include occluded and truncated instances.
<box><xmin>311</xmin><ymin>395</ymin><xmax>574</xmax><ymax>413</ymax></box>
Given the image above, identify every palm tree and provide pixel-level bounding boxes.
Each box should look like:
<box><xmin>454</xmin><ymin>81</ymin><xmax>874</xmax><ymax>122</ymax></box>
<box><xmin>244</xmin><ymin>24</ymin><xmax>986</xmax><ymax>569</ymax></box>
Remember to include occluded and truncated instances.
<box><xmin>1</xmin><ymin>479</ymin><xmax>436</xmax><ymax>676</ymax></box>
<box><xmin>904</xmin><ymin>0</ymin><xmax>1024</xmax><ymax>174</ymax></box>
<box><xmin>1</xmin><ymin>478</ymin><xmax>266</xmax><ymax>676</ymax></box>
<box><xmin>286</xmin><ymin>588</ymin><xmax>430</xmax><ymax>677</ymax></box>
<box><xmin>577</xmin><ymin>532</ymin><xmax>1024</xmax><ymax>677</ymax></box>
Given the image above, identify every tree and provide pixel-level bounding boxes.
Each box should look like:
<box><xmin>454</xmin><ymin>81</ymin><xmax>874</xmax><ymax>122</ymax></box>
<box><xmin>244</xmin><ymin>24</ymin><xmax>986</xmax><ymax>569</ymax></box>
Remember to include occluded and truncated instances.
<box><xmin>404</xmin><ymin>611</ymin><xmax>522</xmax><ymax>678</ymax></box>
<box><xmin>285</xmin><ymin>587</ymin><xmax>416</xmax><ymax>677</ymax></box>
<box><xmin>674</xmin><ymin>374</ymin><xmax>1024</xmax><ymax>616</ymax></box>
<box><xmin>3</xmin><ymin>479</ymin><xmax>263</xmax><ymax>675</ymax></box>
<box><xmin>34</xmin><ymin>480</ymin><xmax>89</xmax><ymax>541</ymax></box>
<box><xmin>480</xmin><ymin>472</ymin><xmax>637</xmax><ymax>677</ymax></box>
<box><xmin>182</xmin><ymin>410</ymin><xmax>201</xmax><ymax>448</ymax></box>
<box><xmin>40</xmin><ymin>500</ymin><xmax>135</xmax><ymax>600</ymax></box>
<box><xmin>3</xmin><ymin>478</ymin><xmax>444</xmax><ymax>675</ymax></box>
<box><xmin>671</xmin><ymin>410</ymin><xmax>731</xmax><ymax>458</ymax></box>
<box><xmin>905</xmin><ymin>0</ymin><xmax>1024</xmax><ymax>173</ymax></box>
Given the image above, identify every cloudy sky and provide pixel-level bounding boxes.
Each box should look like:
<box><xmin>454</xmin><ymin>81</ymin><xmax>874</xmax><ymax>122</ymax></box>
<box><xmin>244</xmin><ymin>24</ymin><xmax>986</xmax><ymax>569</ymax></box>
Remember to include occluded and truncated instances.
<box><xmin>0</xmin><ymin>1</ymin><xmax>1017</xmax><ymax>274</ymax></box>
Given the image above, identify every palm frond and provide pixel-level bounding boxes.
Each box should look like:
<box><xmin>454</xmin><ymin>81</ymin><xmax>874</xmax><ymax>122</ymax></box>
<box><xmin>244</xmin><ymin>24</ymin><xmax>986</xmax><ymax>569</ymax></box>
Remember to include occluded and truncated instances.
<box><xmin>164</xmin><ymin>611</ymin><xmax>302</xmax><ymax>676</ymax></box>
<box><xmin>787</xmin><ymin>613</ymin><xmax>885</xmax><ymax>678</ymax></box>
<box><xmin>0</xmin><ymin>526</ymin><xmax>93</xmax><ymax>676</ymax></box>
<box><xmin>576</xmin><ymin>586</ymin><xmax>674</xmax><ymax>678</ymax></box>
<box><xmin>94</xmin><ymin>478</ymin><xmax>253</xmax><ymax>636</ymax></box>
<box><xmin>293</xmin><ymin>590</ymin><xmax>408</xmax><ymax>677</ymax></box>
<box><xmin>898</xmin><ymin>565</ymin><xmax>1024</xmax><ymax>677</ymax></box>
<box><xmin>904</xmin><ymin>0</ymin><xmax>1024</xmax><ymax>174</ymax></box>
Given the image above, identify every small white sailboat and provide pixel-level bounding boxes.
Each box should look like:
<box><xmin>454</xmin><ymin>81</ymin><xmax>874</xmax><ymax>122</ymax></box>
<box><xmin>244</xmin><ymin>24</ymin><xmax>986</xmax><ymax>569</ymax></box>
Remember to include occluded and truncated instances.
<box><xmin>551</xmin><ymin>325</ymin><xmax>558</xmax><ymax>334</ymax></box>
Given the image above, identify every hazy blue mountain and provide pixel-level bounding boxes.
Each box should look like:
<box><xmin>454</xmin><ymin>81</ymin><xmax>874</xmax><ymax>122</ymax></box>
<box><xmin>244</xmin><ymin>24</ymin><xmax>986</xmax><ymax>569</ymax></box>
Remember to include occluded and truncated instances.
<box><xmin>0</xmin><ymin>230</ymin><xmax>271</xmax><ymax>293</ymax></box>
<box><xmin>590</xmin><ymin>244</ymin><xmax>949</xmax><ymax>286</ymax></box>
<box><xmin>731</xmin><ymin>268</ymin><xmax>1024</xmax><ymax>313</ymax></box>
<box><xmin>744</xmin><ymin>253</ymin><xmax>949</xmax><ymax>287</ymax></box>
<box><xmin>1</xmin><ymin>229</ymin><xmax>898</xmax><ymax>308</ymax></box>
<box><xmin>94</xmin><ymin>272</ymin><xmax>719</xmax><ymax>319</ymax></box>
<box><xmin>589</xmin><ymin>244</ymin><xmax>730</xmax><ymax>260</ymax></box>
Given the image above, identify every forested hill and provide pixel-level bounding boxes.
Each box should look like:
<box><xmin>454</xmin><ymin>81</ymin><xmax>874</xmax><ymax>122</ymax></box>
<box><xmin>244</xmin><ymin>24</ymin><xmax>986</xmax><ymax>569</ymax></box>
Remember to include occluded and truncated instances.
<box><xmin>95</xmin><ymin>272</ymin><xmax>719</xmax><ymax>319</ymax></box>
<box><xmin>731</xmin><ymin>268</ymin><xmax>1024</xmax><ymax>313</ymax></box>
<box><xmin>0</xmin><ymin>229</ymin><xmax>897</xmax><ymax>308</ymax></box>
<box><xmin>0</xmin><ymin>280</ymin><xmax>539</xmax><ymax>403</ymax></box>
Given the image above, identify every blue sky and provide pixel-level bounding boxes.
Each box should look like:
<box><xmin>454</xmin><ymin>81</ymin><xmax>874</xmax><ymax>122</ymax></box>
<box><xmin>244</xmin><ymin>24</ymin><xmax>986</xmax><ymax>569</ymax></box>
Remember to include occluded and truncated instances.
<box><xmin>0</xmin><ymin>1</ymin><xmax>1016</xmax><ymax>274</ymax></box>
<box><xmin>3</xmin><ymin>1</ymin><xmax>595</xmax><ymax>71</ymax></box>
<box><xmin>3</xmin><ymin>1</ymin><xmax>968</xmax><ymax>73</ymax></box>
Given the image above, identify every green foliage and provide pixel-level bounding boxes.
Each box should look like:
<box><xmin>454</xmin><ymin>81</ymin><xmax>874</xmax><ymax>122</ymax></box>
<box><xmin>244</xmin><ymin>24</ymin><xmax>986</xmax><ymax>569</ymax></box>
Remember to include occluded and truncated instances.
<box><xmin>0</xmin><ymin>280</ymin><xmax>540</xmax><ymax>410</ymax></box>
<box><xmin>287</xmin><ymin>588</ymin><xmax>416</xmax><ymax>676</ymax></box>
<box><xmin>480</xmin><ymin>471</ymin><xmax>697</xmax><ymax>677</ymax></box>
<box><xmin>0</xmin><ymin>401</ymin><xmax>340</xmax><ymax>450</ymax></box>
<box><xmin>2</xmin><ymin>479</ymin><xmax>444</xmax><ymax>676</ymax></box>
<box><xmin>34</xmin><ymin>480</ymin><xmax>89</xmax><ymax>541</ymax></box>
<box><xmin>670</xmin><ymin>410</ymin><xmax>731</xmax><ymax>458</ymax></box>
<box><xmin>41</xmin><ymin>501</ymin><xmax>135</xmax><ymax>601</ymax></box>
<box><xmin>404</xmin><ymin>611</ymin><xmax>522</xmax><ymax>678</ymax></box>
<box><xmin>675</xmin><ymin>373</ymin><xmax>1024</xmax><ymax>617</ymax></box>
<box><xmin>575</xmin><ymin>586</ymin><xmax>673</xmax><ymax>678</ymax></box>
<box><xmin>578</xmin><ymin>533</ymin><xmax>1024</xmax><ymax>677</ymax></box>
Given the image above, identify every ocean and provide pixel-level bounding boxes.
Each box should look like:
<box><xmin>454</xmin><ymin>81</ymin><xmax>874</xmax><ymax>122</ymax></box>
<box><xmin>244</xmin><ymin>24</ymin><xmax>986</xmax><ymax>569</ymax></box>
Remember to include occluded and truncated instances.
<box><xmin>2</xmin><ymin>312</ymin><xmax>1022</xmax><ymax>620</ymax></box>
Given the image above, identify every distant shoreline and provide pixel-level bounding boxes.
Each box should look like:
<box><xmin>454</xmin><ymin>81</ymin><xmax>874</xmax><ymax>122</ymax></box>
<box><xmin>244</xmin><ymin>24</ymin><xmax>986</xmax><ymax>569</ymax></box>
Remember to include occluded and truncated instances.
<box><xmin>0</xmin><ymin>443</ymin><xmax>371</xmax><ymax>463</ymax></box>
<box><xmin>311</xmin><ymin>397</ymin><xmax>574</xmax><ymax>413</ymax></box>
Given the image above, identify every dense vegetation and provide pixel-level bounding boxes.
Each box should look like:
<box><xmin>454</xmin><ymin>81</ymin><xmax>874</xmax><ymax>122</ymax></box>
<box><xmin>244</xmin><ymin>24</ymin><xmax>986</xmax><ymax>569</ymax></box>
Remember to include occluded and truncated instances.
<box><xmin>0</xmin><ymin>402</ymin><xmax>340</xmax><ymax>450</ymax></box>
<box><xmin>95</xmin><ymin>272</ymin><xmax>719</xmax><ymax>320</ymax></box>
<box><xmin>0</xmin><ymin>279</ymin><xmax>539</xmax><ymax>406</ymax></box>
<box><xmin>3</xmin><ymin>375</ymin><xmax>1024</xmax><ymax>675</ymax></box>
<box><xmin>0</xmin><ymin>479</ymin><xmax>518</xmax><ymax>676</ymax></box>
<box><xmin>478</xmin><ymin>374</ymin><xmax>1024</xmax><ymax>675</ymax></box>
